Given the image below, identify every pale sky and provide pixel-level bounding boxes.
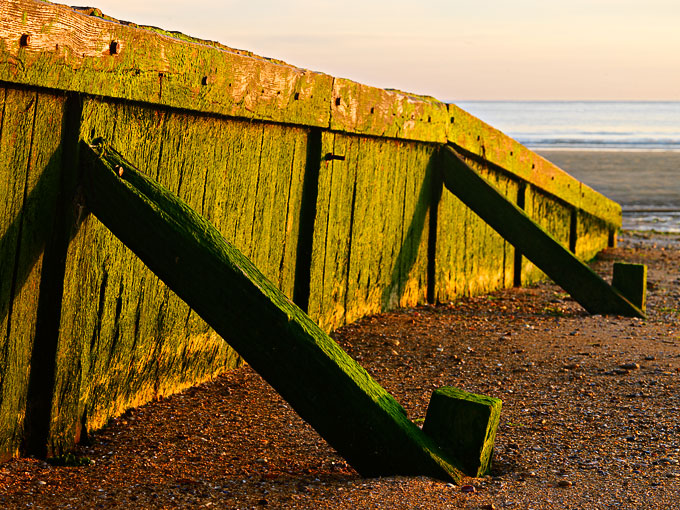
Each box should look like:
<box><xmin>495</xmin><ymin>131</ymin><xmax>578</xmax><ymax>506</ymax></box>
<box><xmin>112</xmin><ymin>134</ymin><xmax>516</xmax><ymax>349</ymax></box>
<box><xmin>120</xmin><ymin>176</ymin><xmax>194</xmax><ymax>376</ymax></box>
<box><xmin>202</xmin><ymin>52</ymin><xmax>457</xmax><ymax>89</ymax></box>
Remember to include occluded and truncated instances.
<box><xmin>90</xmin><ymin>0</ymin><xmax>680</xmax><ymax>101</ymax></box>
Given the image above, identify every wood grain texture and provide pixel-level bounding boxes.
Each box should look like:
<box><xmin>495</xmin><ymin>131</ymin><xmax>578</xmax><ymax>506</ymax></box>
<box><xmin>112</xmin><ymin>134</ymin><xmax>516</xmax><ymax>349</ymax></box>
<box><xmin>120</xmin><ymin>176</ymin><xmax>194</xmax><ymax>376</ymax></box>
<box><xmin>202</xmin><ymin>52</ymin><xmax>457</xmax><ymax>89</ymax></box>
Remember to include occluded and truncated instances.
<box><xmin>0</xmin><ymin>0</ymin><xmax>624</xmax><ymax>459</ymax></box>
<box><xmin>80</xmin><ymin>141</ymin><xmax>464</xmax><ymax>482</ymax></box>
<box><xmin>434</xmin><ymin>155</ymin><xmax>516</xmax><ymax>303</ymax></box>
<box><xmin>0</xmin><ymin>0</ymin><xmax>622</xmax><ymax>235</ymax></box>
<box><xmin>440</xmin><ymin>146</ymin><xmax>644</xmax><ymax>318</ymax></box>
<box><xmin>575</xmin><ymin>211</ymin><xmax>611</xmax><ymax>262</ymax></box>
<box><xmin>423</xmin><ymin>387</ymin><xmax>502</xmax><ymax>477</ymax></box>
<box><xmin>520</xmin><ymin>186</ymin><xmax>573</xmax><ymax>285</ymax></box>
<box><xmin>0</xmin><ymin>88</ymin><xmax>65</xmax><ymax>460</ymax></box>
<box><xmin>330</xmin><ymin>79</ymin><xmax>448</xmax><ymax>142</ymax></box>
<box><xmin>307</xmin><ymin>134</ymin><xmax>434</xmax><ymax>331</ymax></box>
<box><xmin>51</xmin><ymin>98</ymin><xmax>311</xmax><ymax>451</ymax></box>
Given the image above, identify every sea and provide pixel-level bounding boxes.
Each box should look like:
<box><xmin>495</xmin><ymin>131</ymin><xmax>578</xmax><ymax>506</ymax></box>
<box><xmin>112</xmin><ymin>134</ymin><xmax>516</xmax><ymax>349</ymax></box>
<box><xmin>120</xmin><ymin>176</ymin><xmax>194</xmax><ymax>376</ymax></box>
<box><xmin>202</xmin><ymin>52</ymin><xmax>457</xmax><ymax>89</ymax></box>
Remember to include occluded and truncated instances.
<box><xmin>455</xmin><ymin>101</ymin><xmax>680</xmax><ymax>233</ymax></box>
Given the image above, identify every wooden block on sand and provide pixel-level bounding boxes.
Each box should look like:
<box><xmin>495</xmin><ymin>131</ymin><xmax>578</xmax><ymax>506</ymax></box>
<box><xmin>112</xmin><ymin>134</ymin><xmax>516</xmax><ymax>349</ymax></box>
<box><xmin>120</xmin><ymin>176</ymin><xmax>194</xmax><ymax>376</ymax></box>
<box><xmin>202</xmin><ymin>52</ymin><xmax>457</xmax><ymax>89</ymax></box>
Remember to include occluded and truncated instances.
<box><xmin>612</xmin><ymin>262</ymin><xmax>647</xmax><ymax>312</ymax></box>
<box><xmin>423</xmin><ymin>387</ymin><xmax>502</xmax><ymax>477</ymax></box>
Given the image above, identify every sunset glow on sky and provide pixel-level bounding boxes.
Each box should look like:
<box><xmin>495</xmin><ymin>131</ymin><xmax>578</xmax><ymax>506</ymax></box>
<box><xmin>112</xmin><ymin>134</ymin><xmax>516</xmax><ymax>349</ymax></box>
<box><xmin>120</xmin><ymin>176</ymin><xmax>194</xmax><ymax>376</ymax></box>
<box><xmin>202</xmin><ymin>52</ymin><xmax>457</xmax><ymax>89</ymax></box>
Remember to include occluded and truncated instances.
<box><xmin>90</xmin><ymin>0</ymin><xmax>680</xmax><ymax>101</ymax></box>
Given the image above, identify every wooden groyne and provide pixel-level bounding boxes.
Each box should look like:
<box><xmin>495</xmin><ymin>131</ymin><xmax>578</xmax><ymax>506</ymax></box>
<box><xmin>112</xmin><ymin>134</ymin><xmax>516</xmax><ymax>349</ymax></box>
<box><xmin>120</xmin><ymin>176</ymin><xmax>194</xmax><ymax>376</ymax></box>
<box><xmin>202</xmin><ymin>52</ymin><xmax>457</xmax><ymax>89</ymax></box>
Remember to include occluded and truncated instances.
<box><xmin>1</xmin><ymin>0</ymin><xmax>621</xmax><ymax>463</ymax></box>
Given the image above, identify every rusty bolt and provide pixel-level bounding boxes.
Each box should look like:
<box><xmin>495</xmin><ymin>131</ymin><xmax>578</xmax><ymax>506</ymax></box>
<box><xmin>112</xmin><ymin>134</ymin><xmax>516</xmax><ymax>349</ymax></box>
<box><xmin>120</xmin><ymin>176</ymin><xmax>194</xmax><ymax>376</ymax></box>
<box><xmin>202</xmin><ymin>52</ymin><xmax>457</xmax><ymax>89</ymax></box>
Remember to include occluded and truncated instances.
<box><xmin>19</xmin><ymin>34</ymin><xmax>31</xmax><ymax>47</ymax></box>
<box><xmin>109</xmin><ymin>40</ymin><xmax>120</xmax><ymax>55</ymax></box>
<box><xmin>116</xmin><ymin>165</ymin><xmax>124</xmax><ymax>177</ymax></box>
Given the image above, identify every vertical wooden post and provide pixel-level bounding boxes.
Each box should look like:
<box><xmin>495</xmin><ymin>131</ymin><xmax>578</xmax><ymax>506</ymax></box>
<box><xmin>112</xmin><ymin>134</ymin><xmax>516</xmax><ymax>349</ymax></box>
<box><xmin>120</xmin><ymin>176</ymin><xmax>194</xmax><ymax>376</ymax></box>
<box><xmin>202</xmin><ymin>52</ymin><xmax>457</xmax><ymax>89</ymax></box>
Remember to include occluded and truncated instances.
<box><xmin>612</xmin><ymin>262</ymin><xmax>647</xmax><ymax>312</ymax></box>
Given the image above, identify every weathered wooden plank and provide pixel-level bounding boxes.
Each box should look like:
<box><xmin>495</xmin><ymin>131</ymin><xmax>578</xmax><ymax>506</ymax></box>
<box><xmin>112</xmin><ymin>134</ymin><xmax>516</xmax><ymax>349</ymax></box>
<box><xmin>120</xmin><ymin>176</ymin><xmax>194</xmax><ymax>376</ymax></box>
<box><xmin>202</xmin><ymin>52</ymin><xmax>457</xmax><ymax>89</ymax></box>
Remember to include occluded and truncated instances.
<box><xmin>307</xmin><ymin>133</ymin><xmax>358</xmax><ymax>331</ymax></box>
<box><xmin>53</xmin><ymin>98</ymin><xmax>311</xmax><ymax>447</ymax></box>
<box><xmin>575</xmin><ymin>210</ymin><xmax>611</xmax><ymax>262</ymax></box>
<box><xmin>80</xmin><ymin>141</ymin><xmax>464</xmax><ymax>482</ymax></box>
<box><xmin>330</xmin><ymin>79</ymin><xmax>448</xmax><ymax>142</ymax></box>
<box><xmin>52</xmin><ymin>100</ymin><xmax>240</xmax><ymax>449</ymax></box>
<box><xmin>0</xmin><ymin>87</ymin><xmax>38</xmax><ymax>460</ymax></box>
<box><xmin>396</xmin><ymin>142</ymin><xmax>434</xmax><ymax>308</ymax></box>
<box><xmin>434</xmin><ymin>155</ymin><xmax>517</xmax><ymax>303</ymax></box>
<box><xmin>423</xmin><ymin>387</ymin><xmax>502</xmax><ymax>477</ymax></box>
<box><xmin>446</xmin><ymin>104</ymin><xmax>622</xmax><ymax>227</ymax></box>
<box><xmin>440</xmin><ymin>145</ymin><xmax>644</xmax><ymax>318</ymax></box>
<box><xmin>0</xmin><ymin>0</ymin><xmax>333</xmax><ymax>127</ymax></box>
<box><xmin>0</xmin><ymin>0</ymin><xmax>624</xmax><ymax>244</ymax></box>
<box><xmin>343</xmin><ymin>136</ymin><xmax>377</xmax><ymax>324</ymax></box>
<box><xmin>519</xmin><ymin>185</ymin><xmax>574</xmax><ymax>285</ymax></box>
<box><xmin>466</xmin><ymin>161</ymin><xmax>515</xmax><ymax>295</ymax></box>
<box><xmin>612</xmin><ymin>263</ymin><xmax>647</xmax><ymax>313</ymax></box>
<box><xmin>434</xmin><ymin>184</ymin><xmax>465</xmax><ymax>301</ymax></box>
<box><xmin>309</xmin><ymin>135</ymin><xmax>434</xmax><ymax>330</ymax></box>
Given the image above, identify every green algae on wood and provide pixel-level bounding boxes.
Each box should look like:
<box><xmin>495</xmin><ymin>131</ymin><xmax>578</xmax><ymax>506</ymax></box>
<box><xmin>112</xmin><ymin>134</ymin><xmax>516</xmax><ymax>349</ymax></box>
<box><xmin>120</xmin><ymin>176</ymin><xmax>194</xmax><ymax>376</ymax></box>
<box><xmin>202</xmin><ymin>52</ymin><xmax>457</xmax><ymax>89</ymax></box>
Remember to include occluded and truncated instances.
<box><xmin>423</xmin><ymin>387</ymin><xmax>502</xmax><ymax>477</ymax></box>
<box><xmin>54</xmin><ymin>99</ymin><xmax>311</xmax><ymax>450</ymax></box>
<box><xmin>612</xmin><ymin>262</ymin><xmax>647</xmax><ymax>313</ymax></box>
<box><xmin>434</xmin><ymin>156</ymin><xmax>516</xmax><ymax>303</ymax></box>
<box><xmin>54</xmin><ymin>199</ymin><xmax>242</xmax><ymax>447</ymax></box>
<box><xmin>440</xmin><ymin>145</ymin><xmax>644</xmax><ymax>318</ymax></box>
<box><xmin>330</xmin><ymin>78</ymin><xmax>448</xmax><ymax>142</ymax></box>
<box><xmin>79</xmin><ymin>141</ymin><xmax>464</xmax><ymax>482</ymax></box>
<box><xmin>0</xmin><ymin>88</ymin><xmax>65</xmax><ymax>460</ymax></box>
<box><xmin>307</xmin><ymin>134</ymin><xmax>435</xmax><ymax>332</ymax></box>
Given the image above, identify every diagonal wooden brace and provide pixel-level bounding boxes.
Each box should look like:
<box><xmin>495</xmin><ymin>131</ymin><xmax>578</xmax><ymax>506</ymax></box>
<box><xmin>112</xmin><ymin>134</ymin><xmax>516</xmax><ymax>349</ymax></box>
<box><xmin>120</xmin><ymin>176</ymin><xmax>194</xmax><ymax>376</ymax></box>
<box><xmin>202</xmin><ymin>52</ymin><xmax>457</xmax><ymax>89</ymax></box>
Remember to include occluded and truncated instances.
<box><xmin>440</xmin><ymin>145</ymin><xmax>644</xmax><ymax>318</ymax></box>
<box><xmin>79</xmin><ymin>141</ymin><xmax>466</xmax><ymax>482</ymax></box>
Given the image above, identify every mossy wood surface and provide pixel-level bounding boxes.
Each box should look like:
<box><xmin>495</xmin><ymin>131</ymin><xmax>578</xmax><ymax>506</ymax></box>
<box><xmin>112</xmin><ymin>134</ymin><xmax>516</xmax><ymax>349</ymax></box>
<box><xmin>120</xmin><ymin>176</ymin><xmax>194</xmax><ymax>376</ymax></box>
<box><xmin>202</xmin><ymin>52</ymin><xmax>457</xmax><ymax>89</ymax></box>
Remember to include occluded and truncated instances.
<box><xmin>434</xmin><ymin>154</ymin><xmax>516</xmax><ymax>302</ymax></box>
<box><xmin>0</xmin><ymin>0</ymin><xmax>332</xmax><ymax>128</ymax></box>
<box><xmin>575</xmin><ymin>211</ymin><xmax>611</xmax><ymax>262</ymax></box>
<box><xmin>423</xmin><ymin>387</ymin><xmax>502</xmax><ymax>477</ymax></box>
<box><xmin>307</xmin><ymin>133</ymin><xmax>434</xmax><ymax>331</ymax></box>
<box><xmin>0</xmin><ymin>87</ymin><xmax>64</xmax><ymax>460</ymax></box>
<box><xmin>612</xmin><ymin>263</ymin><xmax>647</xmax><ymax>312</ymax></box>
<box><xmin>50</xmin><ymin>97</ymin><xmax>309</xmax><ymax>452</ymax></box>
<box><xmin>441</xmin><ymin>146</ymin><xmax>644</xmax><ymax>318</ymax></box>
<box><xmin>330</xmin><ymin>79</ymin><xmax>448</xmax><ymax>143</ymax></box>
<box><xmin>520</xmin><ymin>186</ymin><xmax>573</xmax><ymax>285</ymax></box>
<box><xmin>80</xmin><ymin>142</ymin><xmax>463</xmax><ymax>482</ymax></box>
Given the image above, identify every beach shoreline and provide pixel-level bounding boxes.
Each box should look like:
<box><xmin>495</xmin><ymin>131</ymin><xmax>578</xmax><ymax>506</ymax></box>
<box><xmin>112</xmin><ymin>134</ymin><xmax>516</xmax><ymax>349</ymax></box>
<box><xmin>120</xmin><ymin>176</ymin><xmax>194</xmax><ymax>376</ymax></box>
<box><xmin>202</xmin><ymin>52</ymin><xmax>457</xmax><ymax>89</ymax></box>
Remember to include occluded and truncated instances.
<box><xmin>538</xmin><ymin>150</ymin><xmax>680</xmax><ymax>233</ymax></box>
<box><xmin>536</xmin><ymin>149</ymin><xmax>680</xmax><ymax>207</ymax></box>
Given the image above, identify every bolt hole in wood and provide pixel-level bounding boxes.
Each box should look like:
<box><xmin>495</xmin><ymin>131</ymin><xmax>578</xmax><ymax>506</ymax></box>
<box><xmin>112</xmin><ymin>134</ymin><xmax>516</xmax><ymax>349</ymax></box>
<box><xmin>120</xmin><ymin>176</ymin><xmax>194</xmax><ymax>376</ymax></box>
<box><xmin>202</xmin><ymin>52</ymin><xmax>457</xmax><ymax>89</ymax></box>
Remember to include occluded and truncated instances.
<box><xmin>294</xmin><ymin>92</ymin><xmax>300</xmax><ymax>100</ymax></box>
<box><xmin>450</xmin><ymin>117</ymin><xmax>455</xmax><ymax>123</ymax></box>
<box><xmin>20</xmin><ymin>34</ymin><xmax>31</xmax><ymax>47</ymax></box>
<box><xmin>109</xmin><ymin>40</ymin><xmax>120</xmax><ymax>55</ymax></box>
<box><xmin>201</xmin><ymin>76</ymin><xmax>208</xmax><ymax>86</ymax></box>
<box><xmin>324</xmin><ymin>153</ymin><xmax>345</xmax><ymax>161</ymax></box>
<box><xmin>335</xmin><ymin>97</ymin><xmax>341</xmax><ymax>106</ymax></box>
<box><xmin>370</xmin><ymin>107</ymin><xmax>375</xmax><ymax>114</ymax></box>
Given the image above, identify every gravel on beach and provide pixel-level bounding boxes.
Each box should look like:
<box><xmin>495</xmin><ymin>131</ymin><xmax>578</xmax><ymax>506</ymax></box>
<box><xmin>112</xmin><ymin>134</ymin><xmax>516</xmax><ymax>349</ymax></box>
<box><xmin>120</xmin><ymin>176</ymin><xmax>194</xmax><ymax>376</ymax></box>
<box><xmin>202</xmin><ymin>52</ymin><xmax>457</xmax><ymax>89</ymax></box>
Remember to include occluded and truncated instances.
<box><xmin>1</xmin><ymin>231</ymin><xmax>679</xmax><ymax>509</ymax></box>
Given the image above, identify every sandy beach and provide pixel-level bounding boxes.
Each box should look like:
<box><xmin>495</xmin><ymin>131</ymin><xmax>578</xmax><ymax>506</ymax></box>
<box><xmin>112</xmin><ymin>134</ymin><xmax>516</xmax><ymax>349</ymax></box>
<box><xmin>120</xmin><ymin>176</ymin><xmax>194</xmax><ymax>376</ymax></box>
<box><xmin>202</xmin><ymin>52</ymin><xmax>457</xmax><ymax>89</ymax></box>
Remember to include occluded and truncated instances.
<box><xmin>0</xmin><ymin>230</ymin><xmax>678</xmax><ymax>509</ymax></box>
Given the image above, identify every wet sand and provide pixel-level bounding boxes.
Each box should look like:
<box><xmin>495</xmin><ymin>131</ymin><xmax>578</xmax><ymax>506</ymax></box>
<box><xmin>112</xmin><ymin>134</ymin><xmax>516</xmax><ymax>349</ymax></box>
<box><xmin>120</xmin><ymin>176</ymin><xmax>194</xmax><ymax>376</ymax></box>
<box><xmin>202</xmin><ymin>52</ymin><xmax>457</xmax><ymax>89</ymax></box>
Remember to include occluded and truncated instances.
<box><xmin>537</xmin><ymin>150</ymin><xmax>680</xmax><ymax>209</ymax></box>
